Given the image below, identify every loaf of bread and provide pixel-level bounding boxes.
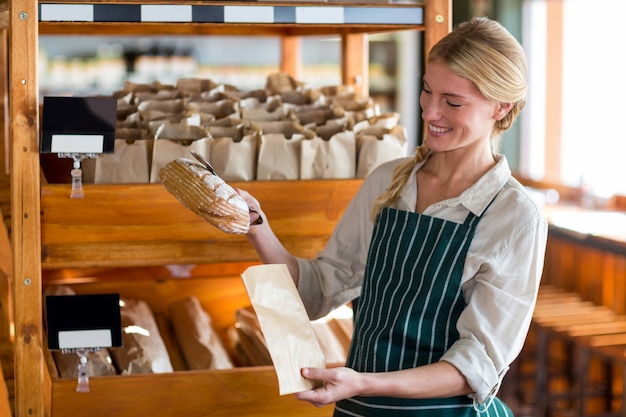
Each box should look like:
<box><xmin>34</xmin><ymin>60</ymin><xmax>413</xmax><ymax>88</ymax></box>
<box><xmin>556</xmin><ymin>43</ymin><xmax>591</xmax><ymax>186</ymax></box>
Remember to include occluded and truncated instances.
<box><xmin>159</xmin><ymin>156</ymin><xmax>250</xmax><ymax>234</ymax></box>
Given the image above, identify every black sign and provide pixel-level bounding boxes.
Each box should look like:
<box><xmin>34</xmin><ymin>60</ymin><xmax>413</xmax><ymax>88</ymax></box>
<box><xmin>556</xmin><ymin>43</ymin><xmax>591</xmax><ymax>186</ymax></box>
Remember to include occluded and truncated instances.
<box><xmin>46</xmin><ymin>293</ymin><xmax>122</xmax><ymax>350</ymax></box>
<box><xmin>40</xmin><ymin>96</ymin><xmax>117</xmax><ymax>154</ymax></box>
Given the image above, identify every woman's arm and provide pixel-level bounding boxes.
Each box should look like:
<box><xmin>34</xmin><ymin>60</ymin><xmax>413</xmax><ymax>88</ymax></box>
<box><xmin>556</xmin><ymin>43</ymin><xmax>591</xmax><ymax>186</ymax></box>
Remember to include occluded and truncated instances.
<box><xmin>296</xmin><ymin>361</ymin><xmax>472</xmax><ymax>408</ymax></box>
<box><xmin>237</xmin><ymin>188</ymin><xmax>301</xmax><ymax>285</ymax></box>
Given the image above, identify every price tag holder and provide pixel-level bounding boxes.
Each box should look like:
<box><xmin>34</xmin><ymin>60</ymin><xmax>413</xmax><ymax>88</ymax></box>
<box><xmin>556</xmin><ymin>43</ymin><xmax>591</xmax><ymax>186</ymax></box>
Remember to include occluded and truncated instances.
<box><xmin>46</xmin><ymin>293</ymin><xmax>122</xmax><ymax>351</ymax></box>
<box><xmin>40</xmin><ymin>96</ymin><xmax>117</xmax><ymax>198</ymax></box>
<box><xmin>40</xmin><ymin>96</ymin><xmax>116</xmax><ymax>155</ymax></box>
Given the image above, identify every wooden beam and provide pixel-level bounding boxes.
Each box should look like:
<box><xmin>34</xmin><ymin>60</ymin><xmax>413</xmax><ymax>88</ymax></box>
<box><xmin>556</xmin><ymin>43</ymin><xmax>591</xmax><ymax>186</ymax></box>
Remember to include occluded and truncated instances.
<box><xmin>544</xmin><ymin>0</ymin><xmax>563</xmax><ymax>181</ymax></box>
<box><xmin>424</xmin><ymin>0</ymin><xmax>452</xmax><ymax>58</ymax></box>
<box><xmin>40</xmin><ymin>180</ymin><xmax>361</xmax><ymax>269</ymax></box>
<box><xmin>280</xmin><ymin>35</ymin><xmax>301</xmax><ymax>80</ymax></box>
<box><xmin>9</xmin><ymin>0</ymin><xmax>48</xmax><ymax>416</ymax></box>
<box><xmin>341</xmin><ymin>32</ymin><xmax>368</xmax><ymax>97</ymax></box>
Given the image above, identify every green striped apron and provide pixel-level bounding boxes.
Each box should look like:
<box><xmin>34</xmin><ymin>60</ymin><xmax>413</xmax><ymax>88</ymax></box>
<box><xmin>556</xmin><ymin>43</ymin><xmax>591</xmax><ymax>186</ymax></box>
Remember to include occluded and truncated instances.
<box><xmin>334</xmin><ymin>207</ymin><xmax>512</xmax><ymax>416</ymax></box>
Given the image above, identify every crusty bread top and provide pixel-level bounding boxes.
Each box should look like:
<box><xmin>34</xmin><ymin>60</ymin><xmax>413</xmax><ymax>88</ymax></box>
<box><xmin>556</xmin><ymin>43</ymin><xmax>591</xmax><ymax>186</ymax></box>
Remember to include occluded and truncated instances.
<box><xmin>160</xmin><ymin>158</ymin><xmax>250</xmax><ymax>234</ymax></box>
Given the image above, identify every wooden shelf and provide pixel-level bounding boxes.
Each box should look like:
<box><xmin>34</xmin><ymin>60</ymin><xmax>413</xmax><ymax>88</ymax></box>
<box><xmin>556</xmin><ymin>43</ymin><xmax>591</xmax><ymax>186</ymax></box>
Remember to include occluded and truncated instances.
<box><xmin>6</xmin><ymin>1</ymin><xmax>451</xmax><ymax>415</ymax></box>
<box><xmin>40</xmin><ymin>180</ymin><xmax>362</xmax><ymax>269</ymax></box>
<box><xmin>49</xmin><ymin>365</ymin><xmax>334</xmax><ymax>417</ymax></box>
<box><xmin>13</xmin><ymin>1</ymin><xmax>428</xmax><ymax>36</ymax></box>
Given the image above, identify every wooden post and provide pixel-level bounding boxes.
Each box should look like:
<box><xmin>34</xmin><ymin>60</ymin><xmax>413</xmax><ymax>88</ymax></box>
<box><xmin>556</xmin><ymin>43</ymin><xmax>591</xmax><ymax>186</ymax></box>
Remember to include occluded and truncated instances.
<box><xmin>424</xmin><ymin>0</ymin><xmax>452</xmax><ymax>57</ymax></box>
<box><xmin>9</xmin><ymin>0</ymin><xmax>48</xmax><ymax>416</ymax></box>
<box><xmin>341</xmin><ymin>32</ymin><xmax>368</xmax><ymax>97</ymax></box>
<box><xmin>281</xmin><ymin>35</ymin><xmax>301</xmax><ymax>80</ymax></box>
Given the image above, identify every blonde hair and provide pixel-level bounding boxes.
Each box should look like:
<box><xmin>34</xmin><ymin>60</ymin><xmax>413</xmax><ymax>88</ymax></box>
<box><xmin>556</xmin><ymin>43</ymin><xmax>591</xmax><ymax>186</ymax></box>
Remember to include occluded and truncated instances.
<box><xmin>371</xmin><ymin>17</ymin><xmax>527</xmax><ymax>221</ymax></box>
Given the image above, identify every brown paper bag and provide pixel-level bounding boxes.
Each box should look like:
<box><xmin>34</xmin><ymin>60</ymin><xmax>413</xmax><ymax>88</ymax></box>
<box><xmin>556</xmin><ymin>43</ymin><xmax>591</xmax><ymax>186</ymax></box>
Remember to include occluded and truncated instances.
<box><xmin>175</xmin><ymin>78</ymin><xmax>217</xmax><ymax>95</ymax></box>
<box><xmin>265</xmin><ymin>72</ymin><xmax>306</xmax><ymax>95</ymax></box>
<box><xmin>116</xmin><ymin>93</ymin><xmax>137</xmax><ymax>121</ymax></box>
<box><xmin>126</xmin><ymin>109</ymin><xmax>189</xmax><ymax>128</ymax></box>
<box><xmin>52</xmin><ymin>349</ymin><xmax>118</xmax><ymax>379</ymax></box>
<box><xmin>311</xmin><ymin>304</ymin><xmax>354</xmax><ymax>365</ymax></box>
<box><xmin>153</xmin><ymin>312</ymin><xmax>189</xmax><ymax>371</ymax></box>
<box><xmin>133</xmin><ymin>91</ymin><xmax>182</xmax><ymax>105</ymax></box>
<box><xmin>311</xmin><ymin>322</ymin><xmax>349</xmax><ymax>365</ymax></box>
<box><xmin>225</xmin><ymin>88</ymin><xmax>267</xmax><ymax>103</ymax></box>
<box><xmin>292</xmin><ymin>105</ymin><xmax>346</xmax><ymax>127</ymax></box>
<box><xmin>329</xmin><ymin>93</ymin><xmax>379</xmax><ymax>123</ymax></box>
<box><xmin>109</xmin><ymin>298</ymin><xmax>174</xmax><ymax>375</ymax></box>
<box><xmin>169</xmin><ymin>296</ymin><xmax>234</xmax><ymax>370</ymax></box>
<box><xmin>135</xmin><ymin>98</ymin><xmax>189</xmax><ymax>128</ymax></box>
<box><xmin>356</xmin><ymin>125</ymin><xmax>408</xmax><ymax>178</ymax></box>
<box><xmin>256</xmin><ymin>121</ymin><xmax>313</xmax><ymax>180</ymax></box>
<box><xmin>121</xmin><ymin>80</ymin><xmax>156</xmax><ymax>94</ymax></box>
<box><xmin>208</xmin><ymin>124</ymin><xmax>259</xmax><ymax>181</ymax></box>
<box><xmin>317</xmin><ymin>85</ymin><xmax>354</xmax><ymax>98</ymax></box>
<box><xmin>241</xmin><ymin>264</ymin><xmax>325</xmax><ymax>395</ymax></box>
<box><xmin>301</xmin><ymin>122</ymin><xmax>356</xmax><ymax>179</ymax></box>
<box><xmin>149</xmin><ymin>123</ymin><xmax>211</xmax><ymax>183</ymax></box>
<box><xmin>240</xmin><ymin>97</ymin><xmax>287</xmax><ymax>121</ymax></box>
<box><xmin>353</xmin><ymin>112</ymin><xmax>401</xmax><ymax>132</ymax></box>
<box><xmin>187</xmin><ymin>99</ymin><xmax>238</xmax><ymax>120</ymax></box>
<box><xmin>228</xmin><ymin>326</ymin><xmax>271</xmax><ymax>367</ymax></box>
<box><xmin>232</xmin><ymin>306</ymin><xmax>273</xmax><ymax>366</ymax></box>
<box><xmin>95</xmin><ymin>138</ymin><xmax>153</xmax><ymax>183</ymax></box>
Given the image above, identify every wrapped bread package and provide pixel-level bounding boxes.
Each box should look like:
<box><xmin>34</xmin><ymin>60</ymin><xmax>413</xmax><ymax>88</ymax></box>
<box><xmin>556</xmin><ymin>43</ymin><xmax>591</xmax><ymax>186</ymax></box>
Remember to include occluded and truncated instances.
<box><xmin>169</xmin><ymin>296</ymin><xmax>234</xmax><ymax>370</ymax></box>
<box><xmin>232</xmin><ymin>306</ymin><xmax>273</xmax><ymax>366</ymax></box>
<box><xmin>241</xmin><ymin>264</ymin><xmax>326</xmax><ymax>395</ymax></box>
<box><xmin>52</xmin><ymin>349</ymin><xmax>117</xmax><ymax>379</ymax></box>
<box><xmin>159</xmin><ymin>155</ymin><xmax>250</xmax><ymax>234</ymax></box>
<box><xmin>110</xmin><ymin>298</ymin><xmax>174</xmax><ymax>375</ymax></box>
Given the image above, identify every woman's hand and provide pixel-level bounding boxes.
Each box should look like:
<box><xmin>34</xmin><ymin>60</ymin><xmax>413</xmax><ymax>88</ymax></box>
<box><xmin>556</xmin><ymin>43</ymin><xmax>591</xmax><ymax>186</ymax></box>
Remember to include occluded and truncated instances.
<box><xmin>236</xmin><ymin>188</ymin><xmax>265</xmax><ymax>229</ymax></box>
<box><xmin>295</xmin><ymin>367</ymin><xmax>363</xmax><ymax>407</ymax></box>
<box><xmin>297</xmin><ymin>362</ymin><xmax>474</xmax><ymax>407</ymax></box>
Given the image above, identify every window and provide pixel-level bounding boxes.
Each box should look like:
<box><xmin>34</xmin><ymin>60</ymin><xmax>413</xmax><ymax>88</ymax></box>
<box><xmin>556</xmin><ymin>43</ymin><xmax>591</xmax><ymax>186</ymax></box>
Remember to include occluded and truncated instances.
<box><xmin>521</xmin><ymin>0</ymin><xmax>626</xmax><ymax>199</ymax></box>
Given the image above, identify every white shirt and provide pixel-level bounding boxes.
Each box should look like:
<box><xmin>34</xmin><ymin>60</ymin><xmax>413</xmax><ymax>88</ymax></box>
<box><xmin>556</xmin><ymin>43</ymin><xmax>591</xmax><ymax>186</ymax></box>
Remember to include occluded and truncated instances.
<box><xmin>296</xmin><ymin>154</ymin><xmax>548</xmax><ymax>402</ymax></box>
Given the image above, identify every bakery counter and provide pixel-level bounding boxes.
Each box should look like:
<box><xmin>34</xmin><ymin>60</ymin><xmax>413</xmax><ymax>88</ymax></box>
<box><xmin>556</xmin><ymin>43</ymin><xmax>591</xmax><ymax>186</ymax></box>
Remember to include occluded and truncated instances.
<box><xmin>544</xmin><ymin>205</ymin><xmax>626</xmax><ymax>254</ymax></box>
<box><xmin>541</xmin><ymin>205</ymin><xmax>626</xmax><ymax>315</ymax></box>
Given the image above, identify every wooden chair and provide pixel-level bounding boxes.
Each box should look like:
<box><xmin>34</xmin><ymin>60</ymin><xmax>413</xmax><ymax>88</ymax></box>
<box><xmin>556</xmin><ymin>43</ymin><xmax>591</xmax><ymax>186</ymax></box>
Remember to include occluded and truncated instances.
<box><xmin>529</xmin><ymin>286</ymin><xmax>626</xmax><ymax>417</ymax></box>
<box><xmin>575</xmin><ymin>332</ymin><xmax>626</xmax><ymax>417</ymax></box>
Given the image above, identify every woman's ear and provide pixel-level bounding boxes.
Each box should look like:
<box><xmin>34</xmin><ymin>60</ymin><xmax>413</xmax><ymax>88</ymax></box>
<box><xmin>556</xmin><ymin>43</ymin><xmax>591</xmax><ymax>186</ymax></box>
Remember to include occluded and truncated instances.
<box><xmin>494</xmin><ymin>102</ymin><xmax>514</xmax><ymax>121</ymax></box>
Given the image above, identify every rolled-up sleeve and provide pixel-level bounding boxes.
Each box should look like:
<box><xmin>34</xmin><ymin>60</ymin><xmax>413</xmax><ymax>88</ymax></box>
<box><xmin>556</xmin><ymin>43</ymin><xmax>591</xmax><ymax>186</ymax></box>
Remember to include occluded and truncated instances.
<box><xmin>294</xmin><ymin>154</ymin><xmax>548</xmax><ymax>405</ymax></box>
<box><xmin>441</xmin><ymin>189</ymin><xmax>548</xmax><ymax>403</ymax></box>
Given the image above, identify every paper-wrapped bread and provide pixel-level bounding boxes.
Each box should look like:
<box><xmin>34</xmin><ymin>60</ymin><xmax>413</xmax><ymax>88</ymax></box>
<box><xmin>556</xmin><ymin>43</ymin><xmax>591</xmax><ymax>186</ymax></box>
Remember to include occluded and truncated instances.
<box><xmin>159</xmin><ymin>155</ymin><xmax>250</xmax><ymax>234</ymax></box>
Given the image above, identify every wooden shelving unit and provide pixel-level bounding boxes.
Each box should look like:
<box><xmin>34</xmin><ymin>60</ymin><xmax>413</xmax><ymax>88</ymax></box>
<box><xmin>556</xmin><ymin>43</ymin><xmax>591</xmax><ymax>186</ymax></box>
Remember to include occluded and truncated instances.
<box><xmin>3</xmin><ymin>1</ymin><xmax>450</xmax><ymax>416</ymax></box>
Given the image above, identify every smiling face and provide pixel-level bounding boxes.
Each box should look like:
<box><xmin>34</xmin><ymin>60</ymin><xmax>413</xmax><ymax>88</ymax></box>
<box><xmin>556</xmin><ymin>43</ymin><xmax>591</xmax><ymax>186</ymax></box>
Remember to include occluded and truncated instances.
<box><xmin>420</xmin><ymin>60</ymin><xmax>512</xmax><ymax>156</ymax></box>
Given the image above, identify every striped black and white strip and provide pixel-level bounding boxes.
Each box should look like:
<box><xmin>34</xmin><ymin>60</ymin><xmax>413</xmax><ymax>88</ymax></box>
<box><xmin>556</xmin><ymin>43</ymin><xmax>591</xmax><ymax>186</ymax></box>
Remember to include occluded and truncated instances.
<box><xmin>38</xmin><ymin>3</ymin><xmax>423</xmax><ymax>25</ymax></box>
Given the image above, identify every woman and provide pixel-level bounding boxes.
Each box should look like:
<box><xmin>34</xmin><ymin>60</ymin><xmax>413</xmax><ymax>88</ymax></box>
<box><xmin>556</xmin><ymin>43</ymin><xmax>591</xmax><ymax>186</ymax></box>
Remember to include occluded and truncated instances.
<box><xmin>240</xmin><ymin>17</ymin><xmax>547</xmax><ymax>416</ymax></box>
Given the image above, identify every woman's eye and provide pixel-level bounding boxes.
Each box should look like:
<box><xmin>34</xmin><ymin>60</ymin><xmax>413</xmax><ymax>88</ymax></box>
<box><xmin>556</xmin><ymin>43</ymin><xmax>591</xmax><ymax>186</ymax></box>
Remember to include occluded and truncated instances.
<box><xmin>447</xmin><ymin>101</ymin><xmax>462</xmax><ymax>108</ymax></box>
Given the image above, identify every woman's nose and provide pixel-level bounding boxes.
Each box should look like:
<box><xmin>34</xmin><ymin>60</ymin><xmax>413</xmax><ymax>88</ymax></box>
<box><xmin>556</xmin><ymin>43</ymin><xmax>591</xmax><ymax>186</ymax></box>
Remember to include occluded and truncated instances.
<box><xmin>420</xmin><ymin>96</ymin><xmax>440</xmax><ymax>120</ymax></box>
